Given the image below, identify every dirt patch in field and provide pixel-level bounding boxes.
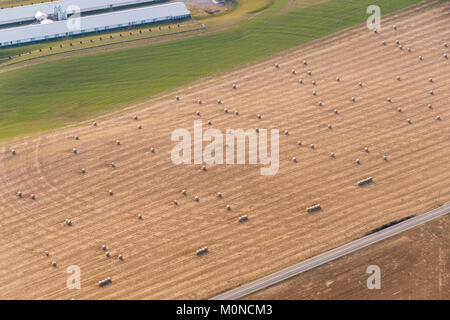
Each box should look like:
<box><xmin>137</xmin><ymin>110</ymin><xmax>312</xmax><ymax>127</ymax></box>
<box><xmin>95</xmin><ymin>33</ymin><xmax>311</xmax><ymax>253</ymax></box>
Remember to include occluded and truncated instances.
<box><xmin>181</xmin><ymin>0</ymin><xmax>232</xmax><ymax>17</ymax></box>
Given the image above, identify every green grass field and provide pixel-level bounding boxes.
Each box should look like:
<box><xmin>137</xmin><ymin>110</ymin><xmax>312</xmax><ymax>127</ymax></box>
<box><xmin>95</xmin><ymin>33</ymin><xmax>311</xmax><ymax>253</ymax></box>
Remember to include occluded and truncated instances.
<box><xmin>0</xmin><ymin>0</ymin><xmax>424</xmax><ymax>140</ymax></box>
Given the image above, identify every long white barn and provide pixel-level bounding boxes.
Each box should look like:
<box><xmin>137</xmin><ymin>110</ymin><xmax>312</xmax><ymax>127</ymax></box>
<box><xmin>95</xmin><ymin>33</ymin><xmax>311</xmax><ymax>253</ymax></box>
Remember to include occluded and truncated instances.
<box><xmin>0</xmin><ymin>2</ymin><xmax>190</xmax><ymax>47</ymax></box>
<box><xmin>0</xmin><ymin>0</ymin><xmax>160</xmax><ymax>26</ymax></box>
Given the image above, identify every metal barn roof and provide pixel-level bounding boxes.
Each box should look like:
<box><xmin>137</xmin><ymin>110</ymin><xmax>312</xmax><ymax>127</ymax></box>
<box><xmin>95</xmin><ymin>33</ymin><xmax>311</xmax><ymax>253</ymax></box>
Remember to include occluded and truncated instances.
<box><xmin>0</xmin><ymin>0</ymin><xmax>159</xmax><ymax>26</ymax></box>
<box><xmin>0</xmin><ymin>2</ymin><xmax>190</xmax><ymax>46</ymax></box>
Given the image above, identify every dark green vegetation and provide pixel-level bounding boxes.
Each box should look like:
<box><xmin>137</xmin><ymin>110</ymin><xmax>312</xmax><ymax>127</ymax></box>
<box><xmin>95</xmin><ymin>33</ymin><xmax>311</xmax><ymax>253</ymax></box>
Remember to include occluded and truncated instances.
<box><xmin>0</xmin><ymin>0</ymin><xmax>423</xmax><ymax>139</ymax></box>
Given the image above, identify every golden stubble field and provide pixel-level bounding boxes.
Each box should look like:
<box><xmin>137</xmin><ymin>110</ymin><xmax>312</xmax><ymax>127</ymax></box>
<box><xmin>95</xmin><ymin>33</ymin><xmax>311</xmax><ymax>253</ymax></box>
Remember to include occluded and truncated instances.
<box><xmin>0</xmin><ymin>2</ymin><xmax>449</xmax><ymax>299</ymax></box>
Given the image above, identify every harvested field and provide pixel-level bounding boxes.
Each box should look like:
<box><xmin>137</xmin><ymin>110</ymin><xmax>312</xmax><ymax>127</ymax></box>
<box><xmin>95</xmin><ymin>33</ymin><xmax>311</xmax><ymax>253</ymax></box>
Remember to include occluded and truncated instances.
<box><xmin>0</xmin><ymin>2</ymin><xmax>449</xmax><ymax>299</ymax></box>
<box><xmin>245</xmin><ymin>215</ymin><xmax>449</xmax><ymax>300</ymax></box>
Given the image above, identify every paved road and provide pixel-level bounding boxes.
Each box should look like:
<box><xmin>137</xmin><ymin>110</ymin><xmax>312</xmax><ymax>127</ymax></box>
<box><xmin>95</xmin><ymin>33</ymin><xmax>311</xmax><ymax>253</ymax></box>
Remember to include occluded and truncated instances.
<box><xmin>211</xmin><ymin>203</ymin><xmax>450</xmax><ymax>300</ymax></box>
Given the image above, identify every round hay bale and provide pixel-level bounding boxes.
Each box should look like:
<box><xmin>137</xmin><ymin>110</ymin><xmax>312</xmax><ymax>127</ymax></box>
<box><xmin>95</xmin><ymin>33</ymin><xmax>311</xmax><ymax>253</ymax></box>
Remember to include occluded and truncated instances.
<box><xmin>93</xmin><ymin>122</ymin><xmax>97</xmax><ymax>127</ymax></box>
<box><xmin>397</xmin><ymin>76</ymin><xmax>401</xmax><ymax>81</ymax></box>
<box><xmin>45</xmin><ymin>251</ymin><xmax>49</xmax><ymax>256</ymax></box>
<box><xmin>232</xmin><ymin>83</ymin><xmax>237</xmax><ymax>89</ymax></box>
<box><xmin>73</xmin><ymin>148</ymin><xmax>77</xmax><ymax>154</ymax></box>
<box><xmin>297</xmin><ymin>140</ymin><xmax>302</xmax><ymax>146</ymax></box>
<box><xmin>17</xmin><ymin>191</ymin><xmax>22</xmax><ymax>198</ymax></box>
<box><xmin>312</xmin><ymin>90</ymin><xmax>317</xmax><ymax>96</ymax></box>
<box><xmin>74</xmin><ymin>135</ymin><xmax>79</xmax><ymax>140</ymax></box>
<box><xmin>429</xmin><ymin>90</ymin><xmax>434</xmax><ymax>95</ymax></box>
<box><xmin>11</xmin><ymin>149</ymin><xmax>16</xmax><ymax>155</ymax></box>
<box><xmin>234</xmin><ymin>110</ymin><xmax>239</xmax><ymax>116</ymax></box>
<box><xmin>365</xmin><ymin>147</ymin><xmax>369</xmax><ymax>153</ymax></box>
<box><xmin>134</xmin><ymin>115</ymin><xmax>138</xmax><ymax>120</ymax></box>
<box><xmin>174</xmin><ymin>200</ymin><xmax>178</xmax><ymax>206</ymax></box>
<box><xmin>52</xmin><ymin>261</ymin><xmax>57</xmax><ymax>267</ymax></box>
<box><xmin>299</xmin><ymin>79</ymin><xmax>303</xmax><ymax>84</ymax></box>
<box><xmin>207</xmin><ymin>120</ymin><xmax>212</xmax><ymax>125</ymax></box>
<box><xmin>303</xmin><ymin>60</ymin><xmax>307</xmax><ymax>66</ymax></box>
<box><xmin>217</xmin><ymin>99</ymin><xmax>222</xmax><ymax>104</ymax></box>
<box><xmin>257</xmin><ymin>114</ymin><xmax>262</xmax><ymax>119</ymax></box>
<box><xmin>275</xmin><ymin>63</ymin><xmax>279</xmax><ymax>68</ymax></box>
<box><xmin>351</xmin><ymin>97</ymin><xmax>356</xmax><ymax>102</ymax></box>
<box><xmin>106</xmin><ymin>252</ymin><xmax>110</xmax><ymax>258</ymax></box>
<box><xmin>284</xmin><ymin>130</ymin><xmax>289</xmax><ymax>135</ymax></box>
<box><xmin>419</xmin><ymin>56</ymin><xmax>423</xmax><ymax>61</ymax></box>
<box><xmin>436</xmin><ymin>115</ymin><xmax>441</xmax><ymax>121</ymax></box>
<box><xmin>31</xmin><ymin>194</ymin><xmax>36</xmax><ymax>200</ymax></box>
<box><xmin>428</xmin><ymin>78</ymin><xmax>433</xmax><ymax>83</ymax></box>
<box><xmin>292</xmin><ymin>157</ymin><xmax>297</xmax><ymax>163</ymax></box>
<box><xmin>312</xmin><ymin>80</ymin><xmax>316</xmax><ymax>86</ymax></box>
<box><xmin>196</xmin><ymin>111</ymin><xmax>201</xmax><ymax>116</ymax></box>
<box><xmin>81</xmin><ymin>168</ymin><xmax>86</xmax><ymax>174</ymax></box>
<box><xmin>445</xmin><ymin>43</ymin><xmax>449</xmax><ymax>48</ymax></box>
<box><xmin>176</xmin><ymin>96</ymin><xmax>180</xmax><ymax>101</ymax></box>
<box><xmin>310</xmin><ymin>144</ymin><xmax>315</xmax><ymax>149</ymax></box>
<box><xmin>381</xmin><ymin>41</ymin><xmax>386</xmax><ymax>46</ymax></box>
<box><xmin>116</xmin><ymin>140</ymin><xmax>120</xmax><ymax>146</ymax></box>
<box><xmin>336</xmin><ymin>77</ymin><xmax>340</xmax><ymax>82</ymax></box>
<box><xmin>195</xmin><ymin>196</ymin><xmax>200</xmax><ymax>202</ymax></box>
<box><xmin>359</xmin><ymin>82</ymin><xmax>363</xmax><ymax>87</ymax></box>
<box><xmin>151</xmin><ymin>147</ymin><xmax>155</xmax><ymax>153</ymax></box>
<box><xmin>202</xmin><ymin>165</ymin><xmax>207</xmax><ymax>171</ymax></box>
<box><xmin>444</xmin><ymin>53</ymin><xmax>448</xmax><ymax>59</ymax></box>
<box><xmin>138</xmin><ymin>125</ymin><xmax>142</xmax><ymax>130</ymax></box>
<box><xmin>407</xmin><ymin>47</ymin><xmax>412</xmax><ymax>53</ymax></box>
<box><xmin>255</xmin><ymin>128</ymin><xmax>259</xmax><ymax>133</ymax></box>
<box><xmin>395</xmin><ymin>40</ymin><xmax>400</xmax><ymax>45</ymax></box>
<box><xmin>428</xmin><ymin>104</ymin><xmax>432</xmax><ymax>109</ymax></box>
<box><xmin>217</xmin><ymin>192</ymin><xmax>223</xmax><ymax>198</ymax></box>
<box><xmin>333</xmin><ymin>109</ymin><xmax>338</xmax><ymax>114</ymax></box>
<box><xmin>307</xmin><ymin>71</ymin><xmax>312</xmax><ymax>76</ymax></box>
<box><xmin>226</xmin><ymin>204</ymin><xmax>231</xmax><ymax>211</ymax></box>
<box><xmin>399</xmin><ymin>45</ymin><xmax>403</xmax><ymax>50</ymax></box>
<box><xmin>291</xmin><ymin>69</ymin><xmax>296</xmax><ymax>75</ymax></box>
<box><xmin>393</xmin><ymin>25</ymin><xmax>397</xmax><ymax>30</ymax></box>
<box><xmin>102</xmin><ymin>245</ymin><xmax>107</xmax><ymax>251</ymax></box>
<box><xmin>318</xmin><ymin>101</ymin><xmax>323</xmax><ymax>106</ymax></box>
<box><xmin>330</xmin><ymin>152</ymin><xmax>335</xmax><ymax>158</ymax></box>
<box><xmin>109</xmin><ymin>190</ymin><xmax>113</xmax><ymax>196</ymax></box>
<box><xmin>327</xmin><ymin>124</ymin><xmax>332</xmax><ymax>129</ymax></box>
<box><xmin>111</xmin><ymin>162</ymin><xmax>116</xmax><ymax>168</ymax></box>
<box><xmin>373</xmin><ymin>29</ymin><xmax>378</xmax><ymax>34</ymax></box>
<box><xmin>197</xmin><ymin>99</ymin><xmax>202</xmax><ymax>105</ymax></box>
<box><xmin>407</xmin><ymin>118</ymin><xmax>412</xmax><ymax>124</ymax></box>
<box><xmin>118</xmin><ymin>254</ymin><xmax>123</xmax><ymax>261</ymax></box>
<box><xmin>397</xmin><ymin>107</ymin><xmax>402</xmax><ymax>112</ymax></box>
<box><xmin>65</xmin><ymin>219</ymin><xmax>72</xmax><ymax>226</ymax></box>
<box><xmin>224</xmin><ymin>108</ymin><xmax>229</xmax><ymax>113</ymax></box>
<box><xmin>383</xmin><ymin>155</ymin><xmax>388</xmax><ymax>161</ymax></box>
<box><xmin>387</xmin><ymin>97</ymin><xmax>392</xmax><ymax>103</ymax></box>
<box><xmin>356</xmin><ymin>159</ymin><xmax>361</xmax><ymax>164</ymax></box>
<box><xmin>138</xmin><ymin>214</ymin><xmax>143</xmax><ymax>220</ymax></box>
<box><xmin>182</xmin><ymin>189</ymin><xmax>187</xmax><ymax>196</ymax></box>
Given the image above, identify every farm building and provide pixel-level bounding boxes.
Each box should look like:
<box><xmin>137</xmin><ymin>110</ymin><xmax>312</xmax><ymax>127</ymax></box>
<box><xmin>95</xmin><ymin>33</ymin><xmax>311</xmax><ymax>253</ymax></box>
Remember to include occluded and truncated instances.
<box><xmin>0</xmin><ymin>2</ymin><xmax>190</xmax><ymax>47</ymax></box>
